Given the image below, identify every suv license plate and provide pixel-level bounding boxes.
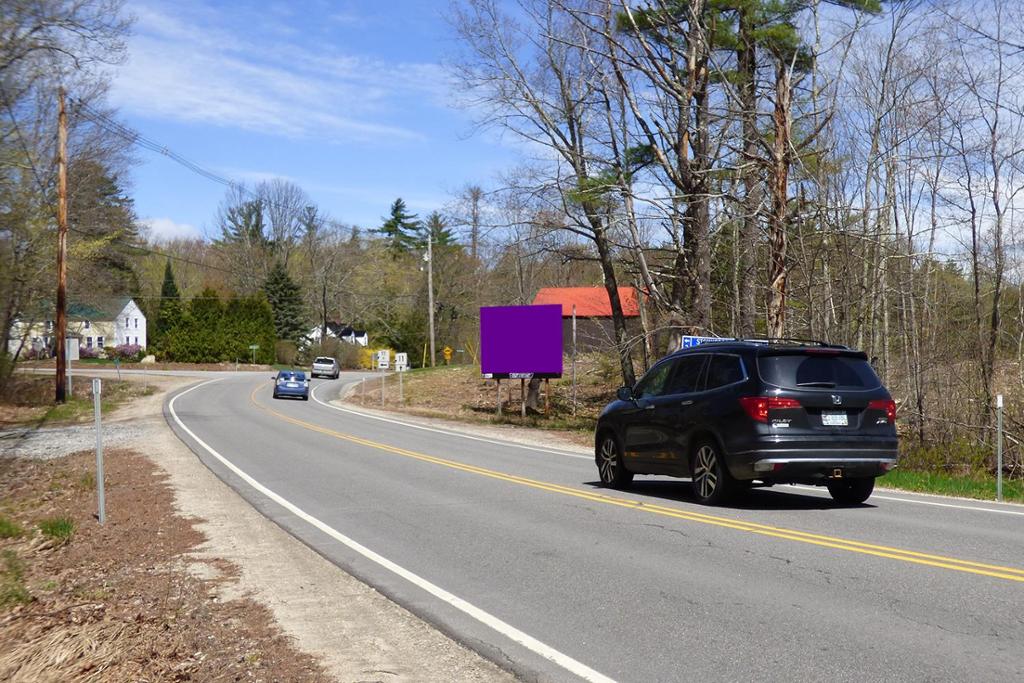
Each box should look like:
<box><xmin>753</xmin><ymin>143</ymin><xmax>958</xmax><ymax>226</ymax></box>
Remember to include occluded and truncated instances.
<box><xmin>822</xmin><ymin>411</ymin><xmax>848</xmax><ymax>427</ymax></box>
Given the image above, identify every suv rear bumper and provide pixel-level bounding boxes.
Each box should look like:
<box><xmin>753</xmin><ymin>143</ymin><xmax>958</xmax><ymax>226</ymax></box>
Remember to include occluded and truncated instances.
<box><xmin>749</xmin><ymin>456</ymin><xmax>895</xmax><ymax>482</ymax></box>
<box><xmin>728</xmin><ymin>438</ymin><xmax>897</xmax><ymax>482</ymax></box>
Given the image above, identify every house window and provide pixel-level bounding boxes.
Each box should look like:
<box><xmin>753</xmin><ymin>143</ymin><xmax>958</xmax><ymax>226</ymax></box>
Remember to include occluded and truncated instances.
<box><xmin>86</xmin><ymin>337</ymin><xmax>93</xmax><ymax>348</ymax></box>
<box><xmin>134</xmin><ymin>318</ymin><xmax>138</xmax><ymax>329</ymax></box>
<box><xmin>134</xmin><ymin>336</ymin><xmax>139</xmax><ymax>345</ymax></box>
<box><xmin>97</xmin><ymin>336</ymin><xmax>104</xmax><ymax>348</ymax></box>
<box><xmin>84</xmin><ymin>321</ymin><xmax>90</xmax><ymax>329</ymax></box>
<box><xmin>125</xmin><ymin>317</ymin><xmax>129</xmax><ymax>327</ymax></box>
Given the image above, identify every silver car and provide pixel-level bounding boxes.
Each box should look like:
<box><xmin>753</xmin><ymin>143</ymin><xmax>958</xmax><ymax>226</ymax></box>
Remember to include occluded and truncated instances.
<box><xmin>311</xmin><ymin>356</ymin><xmax>340</xmax><ymax>379</ymax></box>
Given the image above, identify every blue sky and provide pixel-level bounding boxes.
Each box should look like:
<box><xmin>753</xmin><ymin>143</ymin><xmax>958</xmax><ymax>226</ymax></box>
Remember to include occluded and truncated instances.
<box><xmin>109</xmin><ymin>0</ymin><xmax>519</xmax><ymax>241</ymax></box>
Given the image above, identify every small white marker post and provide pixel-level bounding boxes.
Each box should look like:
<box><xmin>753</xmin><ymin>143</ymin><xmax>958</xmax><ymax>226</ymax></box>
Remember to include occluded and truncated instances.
<box><xmin>996</xmin><ymin>394</ymin><xmax>1004</xmax><ymax>502</ymax></box>
<box><xmin>93</xmin><ymin>378</ymin><xmax>106</xmax><ymax>524</ymax></box>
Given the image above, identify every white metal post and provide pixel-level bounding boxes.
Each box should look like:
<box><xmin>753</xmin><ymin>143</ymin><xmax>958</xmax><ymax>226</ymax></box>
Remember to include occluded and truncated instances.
<box><xmin>399</xmin><ymin>369</ymin><xmax>403</xmax><ymax>402</ymax></box>
<box><xmin>93</xmin><ymin>379</ymin><xmax>105</xmax><ymax>524</ymax></box>
<box><xmin>997</xmin><ymin>394</ymin><xmax>1004</xmax><ymax>502</ymax></box>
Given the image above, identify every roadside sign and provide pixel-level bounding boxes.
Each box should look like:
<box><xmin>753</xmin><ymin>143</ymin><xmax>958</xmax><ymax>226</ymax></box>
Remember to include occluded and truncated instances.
<box><xmin>395</xmin><ymin>352</ymin><xmax>408</xmax><ymax>372</ymax></box>
<box><xmin>376</xmin><ymin>349</ymin><xmax>390</xmax><ymax>370</ymax></box>
<box><xmin>680</xmin><ymin>335</ymin><xmax>734</xmax><ymax>349</ymax></box>
<box><xmin>248</xmin><ymin>344</ymin><xmax>259</xmax><ymax>350</ymax></box>
<box><xmin>443</xmin><ymin>346</ymin><xmax>453</xmax><ymax>362</ymax></box>
<box><xmin>66</xmin><ymin>337</ymin><xmax>80</xmax><ymax>361</ymax></box>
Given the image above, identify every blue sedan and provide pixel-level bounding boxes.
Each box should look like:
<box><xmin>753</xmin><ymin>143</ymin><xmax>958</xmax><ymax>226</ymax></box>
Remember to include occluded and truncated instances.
<box><xmin>272</xmin><ymin>370</ymin><xmax>309</xmax><ymax>400</ymax></box>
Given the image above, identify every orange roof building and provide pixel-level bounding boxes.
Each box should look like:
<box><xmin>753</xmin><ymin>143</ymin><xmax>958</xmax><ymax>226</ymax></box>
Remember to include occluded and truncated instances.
<box><xmin>531</xmin><ymin>287</ymin><xmax>640</xmax><ymax>318</ymax></box>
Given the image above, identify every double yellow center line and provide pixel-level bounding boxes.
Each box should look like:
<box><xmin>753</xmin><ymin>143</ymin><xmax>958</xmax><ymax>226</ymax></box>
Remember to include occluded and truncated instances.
<box><xmin>251</xmin><ymin>386</ymin><xmax>1024</xmax><ymax>584</ymax></box>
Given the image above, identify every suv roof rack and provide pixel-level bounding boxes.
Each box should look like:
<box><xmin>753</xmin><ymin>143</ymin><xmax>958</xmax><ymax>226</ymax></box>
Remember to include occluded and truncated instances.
<box><xmin>734</xmin><ymin>337</ymin><xmax>849</xmax><ymax>349</ymax></box>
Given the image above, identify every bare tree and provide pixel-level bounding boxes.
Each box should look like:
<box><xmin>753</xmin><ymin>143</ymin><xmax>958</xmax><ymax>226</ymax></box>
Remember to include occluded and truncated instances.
<box><xmin>450</xmin><ymin>0</ymin><xmax>637</xmax><ymax>384</ymax></box>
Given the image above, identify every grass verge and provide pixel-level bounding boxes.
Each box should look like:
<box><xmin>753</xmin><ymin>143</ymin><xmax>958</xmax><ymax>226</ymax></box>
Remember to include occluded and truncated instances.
<box><xmin>879</xmin><ymin>469</ymin><xmax>1024</xmax><ymax>504</ymax></box>
<box><xmin>38</xmin><ymin>516</ymin><xmax>76</xmax><ymax>544</ymax></box>
<box><xmin>0</xmin><ymin>516</ymin><xmax>23</xmax><ymax>539</ymax></box>
<box><xmin>1</xmin><ymin>375</ymin><xmax>156</xmax><ymax>428</ymax></box>
<box><xmin>0</xmin><ymin>550</ymin><xmax>30</xmax><ymax>608</ymax></box>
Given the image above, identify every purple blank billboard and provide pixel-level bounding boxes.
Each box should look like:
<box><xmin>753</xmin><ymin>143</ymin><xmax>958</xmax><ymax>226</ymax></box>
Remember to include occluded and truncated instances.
<box><xmin>480</xmin><ymin>305</ymin><xmax>563</xmax><ymax>378</ymax></box>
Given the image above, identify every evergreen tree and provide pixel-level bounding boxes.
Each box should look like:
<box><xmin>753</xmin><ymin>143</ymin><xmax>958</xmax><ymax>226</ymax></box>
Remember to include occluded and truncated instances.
<box><xmin>218</xmin><ymin>198</ymin><xmax>271</xmax><ymax>248</ymax></box>
<box><xmin>420</xmin><ymin>211</ymin><xmax>457</xmax><ymax>249</ymax></box>
<box><xmin>224</xmin><ymin>295</ymin><xmax>277</xmax><ymax>364</ymax></box>
<box><xmin>263</xmin><ymin>261</ymin><xmax>306</xmax><ymax>343</ymax></box>
<box><xmin>187</xmin><ymin>287</ymin><xmax>225</xmax><ymax>362</ymax></box>
<box><xmin>155</xmin><ymin>260</ymin><xmax>183</xmax><ymax>342</ymax></box>
<box><xmin>375</xmin><ymin>198</ymin><xmax>421</xmax><ymax>255</ymax></box>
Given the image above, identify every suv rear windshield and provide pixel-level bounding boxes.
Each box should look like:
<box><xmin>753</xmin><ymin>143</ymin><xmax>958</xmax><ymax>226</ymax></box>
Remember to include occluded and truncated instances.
<box><xmin>757</xmin><ymin>353</ymin><xmax>880</xmax><ymax>390</ymax></box>
<box><xmin>314</xmin><ymin>357</ymin><xmax>335</xmax><ymax>364</ymax></box>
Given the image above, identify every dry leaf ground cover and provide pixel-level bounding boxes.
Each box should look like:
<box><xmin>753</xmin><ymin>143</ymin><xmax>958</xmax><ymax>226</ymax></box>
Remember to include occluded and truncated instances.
<box><xmin>0</xmin><ymin>448</ymin><xmax>329</xmax><ymax>682</ymax></box>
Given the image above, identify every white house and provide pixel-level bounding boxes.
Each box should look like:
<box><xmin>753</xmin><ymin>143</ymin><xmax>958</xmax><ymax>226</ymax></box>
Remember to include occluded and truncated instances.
<box><xmin>67</xmin><ymin>297</ymin><xmax>147</xmax><ymax>353</ymax></box>
<box><xmin>305</xmin><ymin>321</ymin><xmax>369</xmax><ymax>347</ymax></box>
<box><xmin>6</xmin><ymin>297</ymin><xmax>147</xmax><ymax>358</ymax></box>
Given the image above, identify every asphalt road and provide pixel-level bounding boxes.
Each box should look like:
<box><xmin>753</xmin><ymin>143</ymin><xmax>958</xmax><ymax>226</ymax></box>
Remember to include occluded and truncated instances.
<box><xmin>166</xmin><ymin>373</ymin><xmax>1024</xmax><ymax>682</ymax></box>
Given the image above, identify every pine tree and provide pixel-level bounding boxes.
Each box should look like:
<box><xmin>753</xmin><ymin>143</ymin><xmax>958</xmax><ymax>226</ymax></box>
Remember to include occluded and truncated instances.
<box><xmin>375</xmin><ymin>198</ymin><xmax>421</xmax><ymax>255</ymax></box>
<box><xmin>155</xmin><ymin>260</ymin><xmax>183</xmax><ymax>342</ymax></box>
<box><xmin>420</xmin><ymin>211</ymin><xmax>457</xmax><ymax>249</ymax></box>
<box><xmin>263</xmin><ymin>261</ymin><xmax>306</xmax><ymax>343</ymax></box>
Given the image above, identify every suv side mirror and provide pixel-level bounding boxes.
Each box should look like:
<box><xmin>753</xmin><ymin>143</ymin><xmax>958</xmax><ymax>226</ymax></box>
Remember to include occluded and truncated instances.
<box><xmin>616</xmin><ymin>386</ymin><xmax>633</xmax><ymax>402</ymax></box>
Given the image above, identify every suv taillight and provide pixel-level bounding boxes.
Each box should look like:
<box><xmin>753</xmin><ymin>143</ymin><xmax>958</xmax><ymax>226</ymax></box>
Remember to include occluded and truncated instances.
<box><xmin>739</xmin><ymin>396</ymin><xmax>801</xmax><ymax>423</ymax></box>
<box><xmin>868</xmin><ymin>399</ymin><xmax>896</xmax><ymax>423</ymax></box>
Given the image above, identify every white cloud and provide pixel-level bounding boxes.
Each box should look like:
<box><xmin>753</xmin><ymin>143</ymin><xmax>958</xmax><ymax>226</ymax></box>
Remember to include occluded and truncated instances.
<box><xmin>111</xmin><ymin>2</ymin><xmax>449</xmax><ymax>144</ymax></box>
<box><xmin>141</xmin><ymin>217</ymin><xmax>202</xmax><ymax>241</ymax></box>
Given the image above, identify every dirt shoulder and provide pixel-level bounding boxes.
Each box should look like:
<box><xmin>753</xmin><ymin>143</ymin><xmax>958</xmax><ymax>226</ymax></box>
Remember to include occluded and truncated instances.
<box><xmin>1</xmin><ymin>374</ymin><xmax>514</xmax><ymax>682</ymax></box>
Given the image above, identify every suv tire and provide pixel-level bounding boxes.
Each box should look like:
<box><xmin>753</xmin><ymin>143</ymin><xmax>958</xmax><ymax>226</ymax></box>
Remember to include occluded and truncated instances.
<box><xmin>826</xmin><ymin>477</ymin><xmax>874</xmax><ymax>505</ymax></box>
<box><xmin>597</xmin><ymin>434</ymin><xmax>633</xmax><ymax>489</ymax></box>
<box><xmin>691</xmin><ymin>439</ymin><xmax>733</xmax><ymax>505</ymax></box>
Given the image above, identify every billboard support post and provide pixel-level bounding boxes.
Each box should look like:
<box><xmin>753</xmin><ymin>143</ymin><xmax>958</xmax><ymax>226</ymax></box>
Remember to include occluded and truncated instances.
<box><xmin>571</xmin><ymin>304</ymin><xmax>577</xmax><ymax>417</ymax></box>
<box><xmin>496</xmin><ymin>379</ymin><xmax>501</xmax><ymax>416</ymax></box>
<box><xmin>521</xmin><ymin>379</ymin><xmax>526</xmax><ymax>418</ymax></box>
<box><xmin>545</xmin><ymin>378</ymin><xmax>550</xmax><ymax>415</ymax></box>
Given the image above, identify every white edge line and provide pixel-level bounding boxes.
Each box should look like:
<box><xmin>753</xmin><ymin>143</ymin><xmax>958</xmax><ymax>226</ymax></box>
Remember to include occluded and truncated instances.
<box><xmin>780</xmin><ymin>484</ymin><xmax>1024</xmax><ymax>517</ymax></box>
<box><xmin>311</xmin><ymin>381</ymin><xmax>592</xmax><ymax>461</ymax></box>
<box><xmin>168</xmin><ymin>379</ymin><xmax>615</xmax><ymax>683</ymax></box>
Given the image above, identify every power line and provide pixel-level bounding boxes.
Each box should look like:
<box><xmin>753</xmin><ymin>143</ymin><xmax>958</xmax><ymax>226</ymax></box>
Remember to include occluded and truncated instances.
<box><xmin>65</xmin><ymin>224</ymin><xmax>238</xmax><ymax>275</ymax></box>
<box><xmin>1</xmin><ymin>90</ymin><xmax>254</xmax><ymax>279</ymax></box>
<box><xmin>68</xmin><ymin>96</ymin><xmax>320</xmax><ymax>216</ymax></box>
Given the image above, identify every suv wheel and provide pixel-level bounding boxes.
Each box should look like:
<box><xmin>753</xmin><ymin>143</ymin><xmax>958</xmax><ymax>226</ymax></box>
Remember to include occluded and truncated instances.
<box><xmin>597</xmin><ymin>434</ymin><xmax>633</xmax><ymax>489</ymax></box>
<box><xmin>827</xmin><ymin>477</ymin><xmax>874</xmax><ymax>505</ymax></box>
<box><xmin>691</xmin><ymin>440</ymin><xmax>732</xmax><ymax>505</ymax></box>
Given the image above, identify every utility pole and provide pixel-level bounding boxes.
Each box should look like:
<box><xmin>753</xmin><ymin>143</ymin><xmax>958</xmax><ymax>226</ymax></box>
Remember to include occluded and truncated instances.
<box><xmin>55</xmin><ymin>87</ymin><xmax>69</xmax><ymax>404</ymax></box>
<box><xmin>426</xmin><ymin>232</ymin><xmax>436</xmax><ymax>367</ymax></box>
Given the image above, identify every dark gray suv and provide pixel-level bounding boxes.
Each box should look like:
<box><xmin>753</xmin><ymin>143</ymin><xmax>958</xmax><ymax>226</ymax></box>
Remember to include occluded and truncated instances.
<box><xmin>594</xmin><ymin>340</ymin><xmax>898</xmax><ymax>505</ymax></box>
